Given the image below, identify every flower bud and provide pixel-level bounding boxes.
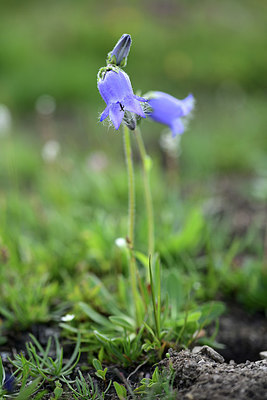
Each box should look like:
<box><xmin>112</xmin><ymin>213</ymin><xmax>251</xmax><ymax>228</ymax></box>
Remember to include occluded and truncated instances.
<box><xmin>107</xmin><ymin>34</ymin><xmax>132</xmax><ymax>67</ymax></box>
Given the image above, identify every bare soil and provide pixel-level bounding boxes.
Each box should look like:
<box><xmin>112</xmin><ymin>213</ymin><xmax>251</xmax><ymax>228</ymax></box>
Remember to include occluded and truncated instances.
<box><xmin>215</xmin><ymin>305</ymin><xmax>267</xmax><ymax>364</ymax></box>
<box><xmin>159</xmin><ymin>346</ymin><xmax>267</xmax><ymax>400</ymax></box>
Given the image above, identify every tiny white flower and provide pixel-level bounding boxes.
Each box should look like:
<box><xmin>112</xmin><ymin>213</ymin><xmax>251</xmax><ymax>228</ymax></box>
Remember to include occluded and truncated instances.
<box><xmin>42</xmin><ymin>140</ymin><xmax>60</xmax><ymax>162</ymax></box>
<box><xmin>115</xmin><ymin>237</ymin><xmax>127</xmax><ymax>248</ymax></box>
<box><xmin>61</xmin><ymin>314</ymin><xmax>75</xmax><ymax>322</ymax></box>
<box><xmin>159</xmin><ymin>131</ymin><xmax>181</xmax><ymax>158</ymax></box>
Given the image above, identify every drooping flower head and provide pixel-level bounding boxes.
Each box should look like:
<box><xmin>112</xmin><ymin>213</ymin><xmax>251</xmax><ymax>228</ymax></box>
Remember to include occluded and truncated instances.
<box><xmin>3</xmin><ymin>372</ymin><xmax>15</xmax><ymax>393</ymax></box>
<box><xmin>106</xmin><ymin>34</ymin><xmax>132</xmax><ymax>68</ymax></box>
<box><xmin>97</xmin><ymin>65</ymin><xmax>146</xmax><ymax>130</ymax></box>
<box><xmin>146</xmin><ymin>91</ymin><xmax>195</xmax><ymax>137</ymax></box>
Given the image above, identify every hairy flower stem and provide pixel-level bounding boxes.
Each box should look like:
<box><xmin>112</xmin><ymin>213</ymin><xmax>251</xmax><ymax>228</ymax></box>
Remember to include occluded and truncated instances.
<box><xmin>135</xmin><ymin>127</ymin><xmax>155</xmax><ymax>257</ymax></box>
<box><xmin>123</xmin><ymin>125</ymin><xmax>142</xmax><ymax>326</ymax></box>
<box><xmin>123</xmin><ymin>126</ymin><xmax>135</xmax><ymax>248</ymax></box>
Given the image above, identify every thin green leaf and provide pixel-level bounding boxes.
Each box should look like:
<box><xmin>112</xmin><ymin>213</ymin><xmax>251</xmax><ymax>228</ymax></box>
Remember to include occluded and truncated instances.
<box><xmin>109</xmin><ymin>315</ymin><xmax>135</xmax><ymax>330</ymax></box>
<box><xmin>16</xmin><ymin>377</ymin><xmax>42</xmax><ymax>400</ymax></box>
<box><xmin>79</xmin><ymin>302</ymin><xmax>113</xmax><ymax>328</ymax></box>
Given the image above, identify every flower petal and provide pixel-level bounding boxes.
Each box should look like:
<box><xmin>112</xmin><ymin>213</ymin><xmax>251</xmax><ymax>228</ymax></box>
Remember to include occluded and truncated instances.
<box><xmin>170</xmin><ymin>118</ymin><xmax>185</xmax><ymax>137</ymax></box>
<box><xmin>109</xmin><ymin>102</ymin><xmax>124</xmax><ymax>130</ymax></box>
<box><xmin>133</xmin><ymin>94</ymin><xmax>147</xmax><ymax>102</ymax></box>
<box><xmin>98</xmin><ymin>69</ymin><xmax>133</xmax><ymax>105</ymax></box>
<box><xmin>179</xmin><ymin>94</ymin><xmax>195</xmax><ymax>116</ymax></box>
<box><xmin>147</xmin><ymin>91</ymin><xmax>195</xmax><ymax>133</ymax></box>
<box><xmin>124</xmin><ymin>96</ymin><xmax>146</xmax><ymax>118</ymax></box>
<box><xmin>100</xmin><ymin>105</ymin><xmax>110</xmax><ymax>122</ymax></box>
<box><xmin>148</xmin><ymin>96</ymin><xmax>183</xmax><ymax>124</ymax></box>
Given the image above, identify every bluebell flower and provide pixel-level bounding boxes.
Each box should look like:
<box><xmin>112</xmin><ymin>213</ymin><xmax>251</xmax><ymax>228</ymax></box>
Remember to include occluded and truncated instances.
<box><xmin>97</xmin><ymin>66</ymin><xmax>146</xmax><ymax>130</ymax></box>
<box><xmin>3</xmin><ymin>373</ymin><xmax>15</xmax><ymax>393</ymax></box>
<box><xmin>107</xmin><ymin>34</ymin><xmax>132</xmax><ymax>67</ymax></box>
<box><xmin>147</xmin><ymin>91</ymin><xmax>195</xmax><ymax>137</ymax></box>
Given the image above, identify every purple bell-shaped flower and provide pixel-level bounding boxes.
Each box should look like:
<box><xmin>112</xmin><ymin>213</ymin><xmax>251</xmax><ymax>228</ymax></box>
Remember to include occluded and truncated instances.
<box><xmin>98</xmin><ymin>67</ymin><xmax>146</xmax><ymax>130</ymax></box>
<box><xmin>147</xmin><ymin>91</ymin><xmax>195</xmax><ymax>137</ymax></box>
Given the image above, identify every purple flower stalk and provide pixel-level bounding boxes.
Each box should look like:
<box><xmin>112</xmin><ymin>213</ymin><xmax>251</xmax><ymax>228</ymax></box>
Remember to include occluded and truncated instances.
<box><xmin>147</xmin><ymin>91</ymin><xmax>195</xmax><ymax>137</ymax></box>
<box><xmin>107</xmin><ymin>34</ymin><xmax>132</xmax><ymax>67</ymax></box>
<box><xmin>97</xmin><ymin>66</ymin><xmax>146</xmax><ymax>130</ymax></box>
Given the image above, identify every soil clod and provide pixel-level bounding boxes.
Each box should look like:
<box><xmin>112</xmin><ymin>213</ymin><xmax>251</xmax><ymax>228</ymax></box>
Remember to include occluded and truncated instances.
<box><xmin>160</xmin><ymin>347</ymin><xmax>267</xmax><ymax>400</ymax></box>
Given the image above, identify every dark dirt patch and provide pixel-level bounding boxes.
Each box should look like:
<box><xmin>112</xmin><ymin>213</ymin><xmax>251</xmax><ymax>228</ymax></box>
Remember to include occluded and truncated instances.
<box><xmin>160</xmin><ymin>346</ymin><xmax>267</xmax><ymax>400</ymax></box>
<box><xmin>213</xmin><ymin>306</ymin><xmax>267</xmax><ymax>363</ymax></box>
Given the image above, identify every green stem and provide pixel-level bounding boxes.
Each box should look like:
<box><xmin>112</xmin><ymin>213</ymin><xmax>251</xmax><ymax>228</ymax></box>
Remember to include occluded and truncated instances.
<box><xmin>123</xmin><ymin>125</ymin><xmax>141</xmax><ymax>326</ymax></box>
<box><xmin>135</xmin><ymin>126</ymin><xmax>155</xmax><ymax>257</ymax></box>
<box><xmin>123</xmin><ymin>125</ymin><xmax>135</xmax><ymax>248</ymax></box>
<box><xmin>148</xmin><ymin>256</ymin><xmax>160</xmax><ymax>341</ymax></box>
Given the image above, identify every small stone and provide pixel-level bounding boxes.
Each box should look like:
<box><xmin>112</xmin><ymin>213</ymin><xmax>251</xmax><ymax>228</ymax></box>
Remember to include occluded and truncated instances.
<box><xmin>212</xmin><ymin>374</ymin><xmax>221</xmax><ymax>383</ymax></box>
<box><xmin>185</xmin><ymin>393</ymin><xmax>194</xmax><ymax>400</ymax></box>
<box><xmin>192</xmin><ymin>346</ymin><xmax>202</xmax><ymax>354</ymax></box>
<box><xmin>193</xmin><ymin>345</ymin><xmax>225</xmax><ymax>363</ymax></box>
<box><xmin>259</xmin><ymin>351</ymin><xmax>267</xmax><ymax>360</ymax></box>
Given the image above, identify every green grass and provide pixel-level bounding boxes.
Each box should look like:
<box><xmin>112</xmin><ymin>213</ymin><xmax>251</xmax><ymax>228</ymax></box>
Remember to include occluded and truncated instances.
<box><xmin>0</xmin><ymin>127</ymin><xmax>266</xmax><ymax>397</ymax></box>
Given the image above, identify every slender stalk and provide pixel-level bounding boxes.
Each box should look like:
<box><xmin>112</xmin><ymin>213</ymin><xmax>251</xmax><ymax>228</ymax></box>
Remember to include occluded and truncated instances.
<box><xmin>135</xmin><ymin>126</ymin><xmax>155</xmax><ymax>257</ymax></box>
<box><xmin>263</xmin><ymin>225</ymin><xmax>267</xmax><ymax>274</ymax></box>
<box><xmin>148</xmin><ymin>256</ymin><xmax>160</xmax><ymax>340</ymax></box>
<box><xmin>123</xmin><ymin>125</ymin><xmax>135</xmax><ymax>248</ymax></box>
<box><xmin>123</xmin><ymin>124</ymin><xmax>141</xmax><ymax>326</ymax></box>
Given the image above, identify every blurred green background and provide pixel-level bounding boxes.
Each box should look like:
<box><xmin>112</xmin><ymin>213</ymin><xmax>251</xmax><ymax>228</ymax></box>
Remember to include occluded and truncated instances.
<box><xmin>1</xmin><ymin>0</ymin><xmax>267</xmax><ymax>177</ymax></box>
